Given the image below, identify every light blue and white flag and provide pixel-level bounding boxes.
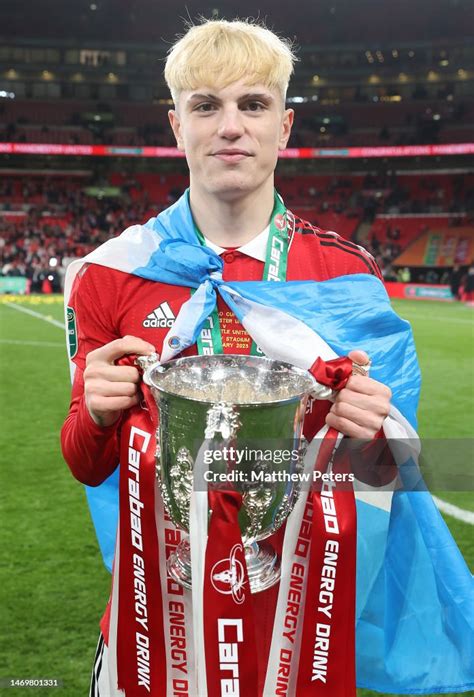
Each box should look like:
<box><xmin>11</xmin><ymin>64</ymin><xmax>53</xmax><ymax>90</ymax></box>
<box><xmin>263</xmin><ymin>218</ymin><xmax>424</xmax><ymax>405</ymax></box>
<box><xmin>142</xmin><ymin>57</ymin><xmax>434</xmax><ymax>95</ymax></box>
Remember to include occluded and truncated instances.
<box><xmin>64</xmin><ymin>191</ymin><xmax>474</xmax><ymax>694</ymax></box>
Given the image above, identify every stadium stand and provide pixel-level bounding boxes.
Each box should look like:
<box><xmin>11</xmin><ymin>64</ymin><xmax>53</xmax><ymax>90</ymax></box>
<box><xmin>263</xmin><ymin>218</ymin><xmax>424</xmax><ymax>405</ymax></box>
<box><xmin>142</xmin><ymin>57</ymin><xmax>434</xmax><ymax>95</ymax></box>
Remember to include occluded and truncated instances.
<box><xmin>0</xmin><ymin>1</ymin><xmax>472</xmax><ymax>296</ymax></box>
<box><xmin>393</xmin><ymin>225</ymin><xmax>473</xmax><ymax>267</ymax></box>
<box><xmin>1</xmin><ymin>98</ymin><xmax>473</xmax><ymax>148</ymax></box>
<box><xmin>1</xmin><ymin>170</ymin><xmax>472</xmax><ymax>293</ymax></box>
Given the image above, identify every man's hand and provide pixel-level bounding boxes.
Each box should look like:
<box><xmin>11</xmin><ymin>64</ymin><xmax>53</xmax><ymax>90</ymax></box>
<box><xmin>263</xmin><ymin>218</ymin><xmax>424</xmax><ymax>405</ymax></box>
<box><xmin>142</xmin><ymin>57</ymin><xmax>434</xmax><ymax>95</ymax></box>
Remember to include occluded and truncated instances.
<box><xmin>84</xmin><ymin>335</ymin><xmax>156</xmax><ymax>427</ymax></box>
<box><xmin>325</xmin><ymin>350</ymin><xmax>391</xmax><ymax>439</ymax></box>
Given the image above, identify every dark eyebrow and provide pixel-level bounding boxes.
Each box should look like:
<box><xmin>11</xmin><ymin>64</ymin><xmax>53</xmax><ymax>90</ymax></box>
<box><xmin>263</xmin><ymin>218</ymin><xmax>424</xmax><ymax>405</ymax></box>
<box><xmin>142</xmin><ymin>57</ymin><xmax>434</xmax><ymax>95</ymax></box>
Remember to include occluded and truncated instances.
<box><xmin>239</xmin><ymin>93</ymin><xmax>274</xmax><ymax>103</ymax></box>
<box><xmin>187</xmin><ymin>93</ymin><xmax>220</xmax><ymax>104</ymax></box>
<box><xmin>186</xmin><ymin>91</ymin><xmax>274</xmax><ymax>106</ymax></box>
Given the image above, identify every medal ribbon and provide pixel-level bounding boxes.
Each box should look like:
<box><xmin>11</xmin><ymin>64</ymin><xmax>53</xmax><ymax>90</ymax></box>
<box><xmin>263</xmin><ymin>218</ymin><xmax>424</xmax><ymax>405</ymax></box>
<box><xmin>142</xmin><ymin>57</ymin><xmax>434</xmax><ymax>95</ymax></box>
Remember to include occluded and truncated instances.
<box><xmin>195</xmin><ymin>191</ymin><xmax>289</xmax><ymax>356</ymax></box>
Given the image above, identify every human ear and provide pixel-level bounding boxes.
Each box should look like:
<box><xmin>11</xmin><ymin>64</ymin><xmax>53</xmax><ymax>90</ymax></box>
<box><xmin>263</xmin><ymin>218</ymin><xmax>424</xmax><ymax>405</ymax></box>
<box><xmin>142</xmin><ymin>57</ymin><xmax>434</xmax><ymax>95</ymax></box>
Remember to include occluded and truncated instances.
<box><xmin>279</xmin><ymin>108</ymin><xmax>294</xmax><ymax>150</ymax></box>
<box><xmin>168</xmin><ymin>110</ymin><xmax>184</xmax><ymax>151</ymax></box>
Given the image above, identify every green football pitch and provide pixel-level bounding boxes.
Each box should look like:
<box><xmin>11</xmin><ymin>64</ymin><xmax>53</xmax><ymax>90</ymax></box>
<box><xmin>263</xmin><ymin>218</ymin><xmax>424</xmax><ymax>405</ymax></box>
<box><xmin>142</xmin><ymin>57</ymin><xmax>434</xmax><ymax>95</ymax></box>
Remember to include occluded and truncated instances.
<box><xmin>0</xmin><ymin>295</ymin><xmax>472</xmax><ymax>696</ymax></box>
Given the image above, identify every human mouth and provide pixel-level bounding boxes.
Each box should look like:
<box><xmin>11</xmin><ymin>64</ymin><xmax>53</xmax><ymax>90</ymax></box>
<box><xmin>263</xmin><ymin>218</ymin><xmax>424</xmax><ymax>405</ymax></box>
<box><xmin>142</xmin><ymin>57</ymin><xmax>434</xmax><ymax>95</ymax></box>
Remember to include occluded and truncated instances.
<box><xmin>212</xmin><ymin>149</ymin><xmax>251</xmax><ymax>163</ymax></box>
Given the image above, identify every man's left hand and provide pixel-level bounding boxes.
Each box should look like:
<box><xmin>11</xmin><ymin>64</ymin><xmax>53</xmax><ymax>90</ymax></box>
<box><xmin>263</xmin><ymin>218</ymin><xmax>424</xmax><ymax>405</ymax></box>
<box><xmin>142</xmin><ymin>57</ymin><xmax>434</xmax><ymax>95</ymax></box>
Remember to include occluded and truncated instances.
<box><xmin>325</xmin><ymin>350</ymin><xmax>392</xmax><ymax>439</ymax></box>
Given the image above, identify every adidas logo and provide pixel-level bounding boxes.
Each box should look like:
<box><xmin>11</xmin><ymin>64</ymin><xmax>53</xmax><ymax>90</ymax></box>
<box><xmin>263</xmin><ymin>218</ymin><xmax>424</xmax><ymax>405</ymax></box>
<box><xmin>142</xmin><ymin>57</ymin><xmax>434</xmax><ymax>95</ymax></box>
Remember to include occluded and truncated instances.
<box><xmin>143</xmin><ymin>302</ymin><xmax>176</xmax><ymax>328</ymax></box>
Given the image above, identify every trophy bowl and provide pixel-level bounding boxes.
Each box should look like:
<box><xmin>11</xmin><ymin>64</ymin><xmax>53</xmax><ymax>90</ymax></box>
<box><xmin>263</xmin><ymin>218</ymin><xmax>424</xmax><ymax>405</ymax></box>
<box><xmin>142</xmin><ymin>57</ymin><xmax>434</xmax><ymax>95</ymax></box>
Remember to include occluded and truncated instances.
<box><xmin>139</xmin><ymin>353</ymin><xmax>315</xmax><ymax>592</ymax></box>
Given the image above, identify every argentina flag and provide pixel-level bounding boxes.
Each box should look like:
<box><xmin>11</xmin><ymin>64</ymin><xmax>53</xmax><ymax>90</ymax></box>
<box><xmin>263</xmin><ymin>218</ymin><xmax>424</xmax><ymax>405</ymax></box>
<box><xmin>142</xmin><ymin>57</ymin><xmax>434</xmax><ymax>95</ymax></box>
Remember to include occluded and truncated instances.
<box><xmin>64</xmin><ymin>191</ymin><xmax>474</xmax><ymax>694</ymax></box>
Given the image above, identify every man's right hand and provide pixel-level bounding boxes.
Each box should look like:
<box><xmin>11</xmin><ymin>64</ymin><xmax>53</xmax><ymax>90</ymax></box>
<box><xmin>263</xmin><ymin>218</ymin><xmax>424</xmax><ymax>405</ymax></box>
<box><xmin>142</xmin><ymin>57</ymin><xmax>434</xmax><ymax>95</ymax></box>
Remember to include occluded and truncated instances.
<box><xmin>83</xmin><ymin>335</ymin><xmax>156</xmax><ymax>427</ymax></box>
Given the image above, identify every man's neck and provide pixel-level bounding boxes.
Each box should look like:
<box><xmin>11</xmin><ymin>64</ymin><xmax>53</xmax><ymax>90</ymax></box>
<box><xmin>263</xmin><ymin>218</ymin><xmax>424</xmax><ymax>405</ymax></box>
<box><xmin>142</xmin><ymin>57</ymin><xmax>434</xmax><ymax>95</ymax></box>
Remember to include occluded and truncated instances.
<box><xmin>189</xmin><ymin>181</ymin><xmax>275</xmax><ymax>247</ymax></box>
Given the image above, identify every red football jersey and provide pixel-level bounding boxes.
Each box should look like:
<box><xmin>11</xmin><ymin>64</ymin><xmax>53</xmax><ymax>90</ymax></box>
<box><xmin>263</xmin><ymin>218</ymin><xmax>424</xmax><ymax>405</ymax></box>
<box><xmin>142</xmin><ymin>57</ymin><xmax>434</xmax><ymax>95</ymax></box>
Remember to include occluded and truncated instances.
<box><xmin>61</xmin><ymin>218</ymin><xmax>381</xmax><ymax>486</ymax></box>
<box><xmin>62</xmin><ymin>217</ymin><xmax>381</xmax><ymax>483</ymax></box>
<box><xmin>61</xmin><ymin>216</ymin><xmax>382</xmax><ymax>680</ymax></box>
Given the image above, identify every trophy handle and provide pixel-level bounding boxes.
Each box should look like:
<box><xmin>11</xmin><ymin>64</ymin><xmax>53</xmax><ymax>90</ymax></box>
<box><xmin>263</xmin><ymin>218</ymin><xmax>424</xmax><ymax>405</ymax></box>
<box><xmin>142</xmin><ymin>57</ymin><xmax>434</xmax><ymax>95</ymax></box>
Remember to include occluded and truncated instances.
<box><xmin>135</xmin><ymin>352</ymin><xmax>163</xmax><ymax>385</ymax></box>
<box><xmin>309</xmin><ymin>374</ymin><xmax>337</xmax><ymax>401</ymax></box>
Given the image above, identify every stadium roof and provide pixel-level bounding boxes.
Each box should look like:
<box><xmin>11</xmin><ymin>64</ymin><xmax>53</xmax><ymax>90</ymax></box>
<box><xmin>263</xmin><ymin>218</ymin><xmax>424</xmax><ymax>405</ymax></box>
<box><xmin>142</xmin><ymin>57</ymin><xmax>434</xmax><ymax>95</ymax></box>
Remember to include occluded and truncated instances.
<box><xmin>1</xmin><ymin>0</ymin><xmax>473</xmax><ymax>46</ymax></box>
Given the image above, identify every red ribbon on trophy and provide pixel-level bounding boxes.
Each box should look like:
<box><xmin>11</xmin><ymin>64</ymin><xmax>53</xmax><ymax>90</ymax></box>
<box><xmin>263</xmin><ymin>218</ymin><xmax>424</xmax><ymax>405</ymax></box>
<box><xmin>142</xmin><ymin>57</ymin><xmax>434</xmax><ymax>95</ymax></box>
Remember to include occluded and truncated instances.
<box><xmin>203</xmin><ymin>489</ymin><xmax>259</xmax><ymax>697</ymax></box>
<box><xmin>296</xmin><ymin>427</ymin><xmax>357</xmax><ymax>696</ymax></box>
<box><xmin>295</xmin><ymin>356</ymin><xmax>357</xmax><ymax>696</ymax></box>
<box><xmin>116</xmin><ymin>404</ymin><xmax>167</xmax><ymax>696</ymax></box>
<box><xmin>310</xmin><ymin>356</ymin><xmax>353</xmax><ymax>392</ymax></box>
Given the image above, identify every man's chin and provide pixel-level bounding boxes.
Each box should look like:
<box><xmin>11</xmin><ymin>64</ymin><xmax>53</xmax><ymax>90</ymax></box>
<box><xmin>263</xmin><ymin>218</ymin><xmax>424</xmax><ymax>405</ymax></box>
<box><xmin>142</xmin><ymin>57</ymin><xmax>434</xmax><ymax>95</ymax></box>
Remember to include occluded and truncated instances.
<box><xmin>207</xmin><ymin>179</ymin><xmax>254</xmax><ymax>201</ymax></box>
<box><xmin>206</xmin><ymin>168</ymin><xmax>273</xmax><ymax>198</ymax></box>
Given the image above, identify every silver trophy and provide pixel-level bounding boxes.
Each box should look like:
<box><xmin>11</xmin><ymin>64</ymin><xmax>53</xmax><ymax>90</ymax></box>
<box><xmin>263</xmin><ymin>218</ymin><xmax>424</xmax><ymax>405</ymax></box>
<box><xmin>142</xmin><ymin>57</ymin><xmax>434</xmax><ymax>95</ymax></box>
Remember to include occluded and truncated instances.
<box><xmin>138</xmin><ymin>353</ymin><xmax>319</xmax><ymax>593</ymax></box>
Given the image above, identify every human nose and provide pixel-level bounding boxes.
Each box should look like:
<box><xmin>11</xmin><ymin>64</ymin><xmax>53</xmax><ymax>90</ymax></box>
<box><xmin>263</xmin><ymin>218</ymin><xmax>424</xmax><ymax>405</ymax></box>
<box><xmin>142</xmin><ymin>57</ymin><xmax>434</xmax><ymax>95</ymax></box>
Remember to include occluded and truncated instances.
<box><xmin>216</xmin><ymin>105</ymin><xmax>245</xmax><ymax>139</ymax></box>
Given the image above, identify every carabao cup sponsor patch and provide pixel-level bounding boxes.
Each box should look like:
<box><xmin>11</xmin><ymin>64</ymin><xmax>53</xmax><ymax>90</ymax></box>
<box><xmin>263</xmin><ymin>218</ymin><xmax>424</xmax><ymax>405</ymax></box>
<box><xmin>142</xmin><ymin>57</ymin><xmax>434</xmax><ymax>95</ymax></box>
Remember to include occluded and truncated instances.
<box><xmin>66</xmin><ymin>306</ymin><xmax>78</xmax><ymax>359</ymax></box>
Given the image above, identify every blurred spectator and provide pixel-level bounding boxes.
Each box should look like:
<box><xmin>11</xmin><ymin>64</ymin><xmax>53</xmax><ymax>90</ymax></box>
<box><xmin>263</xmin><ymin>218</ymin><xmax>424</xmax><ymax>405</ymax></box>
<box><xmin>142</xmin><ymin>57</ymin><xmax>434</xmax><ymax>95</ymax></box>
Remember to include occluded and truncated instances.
<box><xmin>450</xmin><ymin>265</ymin><xmax>463</xmax><ymax>300</ymax></box>
<box><xmin>425</xmin><ymin>269</ymin><xmax>439</xmax><ymax>284</ymax></box>
<box><xmin>463</xmin><ymin>264</ymin><xmax>474</xmax><ymax>304</ymax></box>
<box><xmin>397</xmin><ymin>267</ymin><xmax>411</xmax><ymax>283</ymax></box>
<box><xmin>382</xmin><ymin>265</ymin><xmax>397</xmax><ymax>281</ymax></box>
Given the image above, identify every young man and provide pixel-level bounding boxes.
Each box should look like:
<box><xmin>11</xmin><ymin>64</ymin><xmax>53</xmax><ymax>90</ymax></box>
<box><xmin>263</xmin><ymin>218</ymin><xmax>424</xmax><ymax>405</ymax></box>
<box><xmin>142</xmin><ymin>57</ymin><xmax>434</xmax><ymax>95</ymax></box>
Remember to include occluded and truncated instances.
<box><xmin>63</xmin><ymin>19</ymin><xmax>389</xmax><ymax>452</ymax></box>
<box><xmin>61</xmin><ymin>18</ymin><xmax>473</xmax><ymax>697</ymax></box>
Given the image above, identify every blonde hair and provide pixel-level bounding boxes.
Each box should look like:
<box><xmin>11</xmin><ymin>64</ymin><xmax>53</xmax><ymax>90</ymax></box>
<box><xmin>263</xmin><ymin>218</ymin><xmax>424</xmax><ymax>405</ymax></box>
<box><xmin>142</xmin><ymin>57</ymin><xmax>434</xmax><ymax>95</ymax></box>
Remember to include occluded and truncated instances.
<box><xmin>165</xmin><ymin>19</ymin><xmax>297</xmax><ymax>105</ymax></box>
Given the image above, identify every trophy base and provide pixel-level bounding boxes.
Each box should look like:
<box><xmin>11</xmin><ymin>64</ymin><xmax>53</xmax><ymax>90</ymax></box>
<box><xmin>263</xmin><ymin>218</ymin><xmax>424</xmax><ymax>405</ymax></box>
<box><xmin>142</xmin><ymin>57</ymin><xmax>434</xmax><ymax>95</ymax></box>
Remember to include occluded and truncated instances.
<box><xmin>167</xmin><ymin>539</ymin><xmax>281</xmax><ymax>593</ymax></box>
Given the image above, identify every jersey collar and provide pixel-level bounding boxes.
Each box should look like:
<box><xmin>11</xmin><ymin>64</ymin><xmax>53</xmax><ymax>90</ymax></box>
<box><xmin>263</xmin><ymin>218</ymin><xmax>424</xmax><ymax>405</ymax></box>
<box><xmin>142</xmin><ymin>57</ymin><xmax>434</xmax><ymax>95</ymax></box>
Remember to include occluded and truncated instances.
<box><xmin>204</xmin><ymin>225</ymin><xmax>269</xmax><ymax>262</ymax></box>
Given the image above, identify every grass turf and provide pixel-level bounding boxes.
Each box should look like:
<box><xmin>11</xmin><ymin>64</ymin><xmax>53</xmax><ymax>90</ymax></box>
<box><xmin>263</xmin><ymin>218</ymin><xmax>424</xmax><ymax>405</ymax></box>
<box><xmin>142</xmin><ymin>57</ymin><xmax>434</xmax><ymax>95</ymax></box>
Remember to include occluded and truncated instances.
<box><xmin>0</xmin><ymin>295</ymin><xmax>472</xmax><ymax>696</ymax></box>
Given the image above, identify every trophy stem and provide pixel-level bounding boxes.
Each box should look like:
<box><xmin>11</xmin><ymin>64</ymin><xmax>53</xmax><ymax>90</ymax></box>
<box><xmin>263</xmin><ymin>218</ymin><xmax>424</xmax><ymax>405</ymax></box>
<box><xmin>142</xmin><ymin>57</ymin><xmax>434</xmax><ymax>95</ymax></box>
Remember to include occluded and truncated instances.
<box><xmin>244</xmin><ymin>541</ymin><xmax>281</xmax><ymax>593</ymax></box>
<box><xmin>167</xmin><ymin>539</ymin><xmax>193</xmax><ymax>590</ymax></box>
<box><xmin>167</xmin><ymin>539</ymin><xmax>281</xmax><ymax>593</ymax></box>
